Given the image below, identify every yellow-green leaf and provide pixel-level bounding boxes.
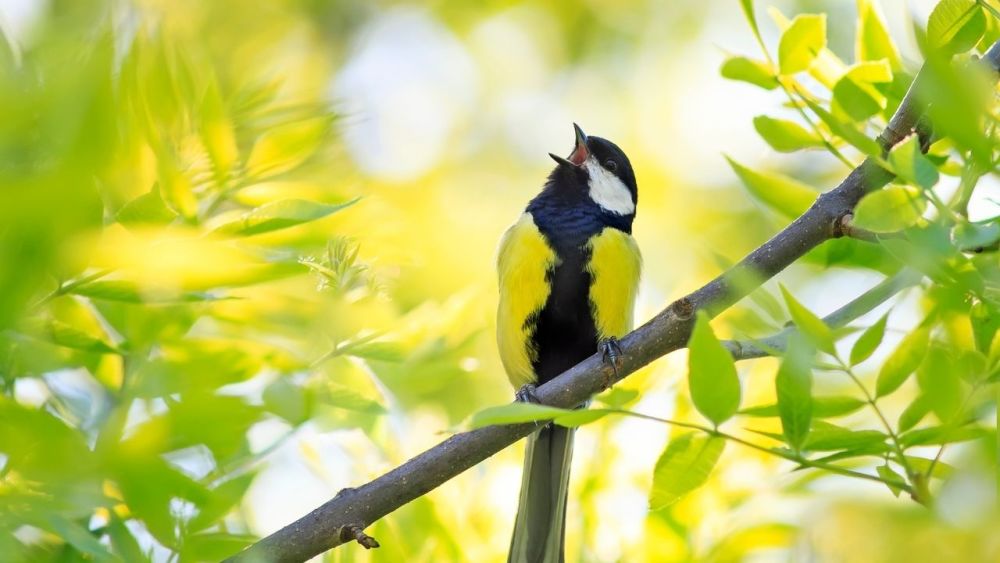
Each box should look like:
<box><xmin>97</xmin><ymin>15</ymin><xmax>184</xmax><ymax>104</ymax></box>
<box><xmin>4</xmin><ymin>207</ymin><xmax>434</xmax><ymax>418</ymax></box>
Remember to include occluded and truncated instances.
<box><xmin>469</xmin><ymin>403</ymin><xmax>568</xmax><ymax>428</ymax></box>
<box><xmin>778</xmin><ymin>14</ymin><xmax>827</xmax><ymax>74</ymax></box>
<box><xmin>650</xmin><ymin>434</ymin><xmax>725</xmax><ymax>509</ymax></box>
<box><xmin>245</xmin><ymin>118</ymin><xmax>329</xmax><ymax>179</ymax></box>
<box><xmin>687</xmin><ymin>312</ymin><xmax>741</xmax><ymax>426</ymax></box>
<box><xmin>214</xmin><ymin>198</ymin><xmax>358</xmax><ymax>236</ymax></box>
<box><xmin>853</xmin><ymin>185</ymin><xmax>926</xmax><ymax>232</ymax></box>
<box><xmin>888</xmin><ymin>135</ymin><xmax>940</xmax><ymax>189</ymax></box>
<box><xmin>753</xmin><ymin>115</ymin><xmax>824</xmax><ymax>152</ymax></box>
<box><xmin>856</xmin><ymin>0</ymin><xmax>902</xmax><ymax>69</ymax></box>
<box><xmin>780</xmin><ymin>286</ymin><xmax>835</xmax><ymax>355</ymax></box>
<box><xmin>725</xmin><ymin>156</ymin><xmax>817</xmax><ymax>218</ymax></box>
<box><xmin>776</xmin><ymin>334</ymin><xmax>814</xmax><ymax>450</ymax></box>
<box><xmin>721</xmin><ymin>56</ymin><xmax>778</xmax><ymax>90</ymax></box>
<box><xmin>876</xmin><ymin>326</ymin><xmax>931</xmax><ymax>397</ymax></box>
<box><xmin>850</xmin><ymin>312</ymin><xmax>888</xmax><ymax>366</ymax></box>
<box><xmin>927</xmin><ymin>0</ymin><xmax>986</xmax><ymax>54</ymax></box>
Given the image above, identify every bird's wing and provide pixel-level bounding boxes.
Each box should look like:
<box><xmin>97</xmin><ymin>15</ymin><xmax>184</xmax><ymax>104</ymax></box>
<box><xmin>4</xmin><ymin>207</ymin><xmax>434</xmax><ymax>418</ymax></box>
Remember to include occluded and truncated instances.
<box><xmin>587</xmin><ymin>227</ymin><xmax>642</xmax><ymax>339</ymax></box>
<box><xmin>496</xmin><ymin>213</ymin><xmax>557</xmax><ymax>388</ymax></box>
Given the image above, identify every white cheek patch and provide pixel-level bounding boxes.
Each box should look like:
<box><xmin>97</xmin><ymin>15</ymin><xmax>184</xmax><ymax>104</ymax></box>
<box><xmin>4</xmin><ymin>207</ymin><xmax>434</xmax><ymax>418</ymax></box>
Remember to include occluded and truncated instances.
<box><xmin>583</xmin><ymin>158</ymin><xmax>635</xmax><ymax>215</ymax></box>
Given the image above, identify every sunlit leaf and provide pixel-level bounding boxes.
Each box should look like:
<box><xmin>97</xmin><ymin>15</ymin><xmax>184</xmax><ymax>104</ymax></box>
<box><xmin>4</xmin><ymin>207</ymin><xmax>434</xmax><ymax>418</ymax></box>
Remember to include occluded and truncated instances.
<box><xmin>721</xmin><ymin>56</ymin><xmax>778</xmax><ymax>90</ymax></box>
<box><xmin>468</xmin><ymin>402</ymin><xmax>568</xmax><ymax>428</ymax></box>
<box><xmin>554</xmin><ymin>408</ymin><xmax>611</xmax><ymax>427</ymax></box>
<box><xmin>916</xmin><ymin>346</ymin><xmax>962</xmax><ymax>421</ymax></box>
<box><xmin>753</xmin><ymin>115</ymin><xmax>824</xmax><ymax>152</ymax></box>
<box><xmin>850</xmin><ymin>312</ymin><xmax>888</xmax><ymax>365</ymax></box>
<box><xmin>876</xmin><ymin>325</ymin><xmax>931</xmax><ymax>397</ymax></box>
<box><xmin>245</xmin><ymin>118</ymin><xmax>329</xmax><ymax>179</ymax></box>
<box><xmin>687</xmin><ymin>312</ymin><xmax>740</xmax><ymax>425</ymax></box>
<box><xmin>190</xmin><ymin>473</ymin><xmax>258</xmax><ymax>533</ymax></box>
<box><xmin>740</xmin><ymin>395</ymin><xmax>865</xmax><ymax>418</ymax></box>
<box><xmin>778</xmin><ymin>14</ymin><xmax>827</xmax><ymax>74</ymax></box>
<box><xmin>900</xmin><ymin>425</ymin><xmax>990</xmax><ymax>447</ymax></box>
<box><xmin>263</xmin><ymin>378</ymin><xmax>312</xmax><ymax>424</ymax></box>
<box><xmin>214</xmin><ymin>198</ymin><xmax>358</xmax><ymax>236</ymax></box>
<box><xmin>898</xmin><ymin>393</ymin><xmax>932</xmax><ymax>432</ymax></box>
<box><xmin>780</xmin><ymin>286</ymin><xmax>835</xmax><ymax>355</ymax></box>
<box><xmin>775</xmin><ymin>334</ymin><xmax>814</xmax><ymax>450</ymax></box>
<box><xmin>804</xmin><ymin>421</ymin><xmax>887</xmax><ymax>451</ymax></box>
<box><xmin>803</xmin><ymin>98</ymin><xmax>881</xmax><ymax>155</ymax></box>
<box><xmin>117</xmin><ymin>186</ymin><xmax>178</xmax><ymax>227</ymax></box>
<box><xmin>888</xmin><ymin>135</ymin><xmax>939</xmax><ymax>189</ymax></box>
<box><xmin>725</xmin><ymin>156</ymin><xmax>817</xmax><ymax>218</ymax></box>
<box><xmin>853</xmin><ymin>185</ymin><xmax>926</xmax><ymax>233</ymax></box>
<box><xmin>856</xmin><ymin>0</ymin><xmax>902</xmax><ymax>69</ymax></box>
<box><xmin>876</xmin><ymin>464</ymin><xmax>905</xmax><ymax>497</ymax></box>
<box><xmin>927</xmin><ymin>0</ymin><xmax>986</xmax><ymax>54</ymax></box>
<box><xmin>180</xmin><ymin>533</ymin><xmax>257</xmax><ymax>561</ymax></box>
<box><xmin>650</xmin><ymin>433</ymin><xmax>725</xmax><ymax>509</ymax></box>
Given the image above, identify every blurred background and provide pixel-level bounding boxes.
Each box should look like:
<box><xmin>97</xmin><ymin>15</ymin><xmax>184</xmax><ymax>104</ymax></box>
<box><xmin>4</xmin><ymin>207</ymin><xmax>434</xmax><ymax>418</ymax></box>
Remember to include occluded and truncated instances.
<box><xmin>1</xmin><ymin>0</ymin><xmax>997</xmax><ymax>561</ymax></box>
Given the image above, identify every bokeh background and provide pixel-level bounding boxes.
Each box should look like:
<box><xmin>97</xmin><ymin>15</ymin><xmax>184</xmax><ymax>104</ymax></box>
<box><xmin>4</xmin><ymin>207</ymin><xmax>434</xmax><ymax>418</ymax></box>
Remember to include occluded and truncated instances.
<box><xmin>1</xmin><ymin>0</ymin><xmax>998</xmax><ymax>561</ymax></box>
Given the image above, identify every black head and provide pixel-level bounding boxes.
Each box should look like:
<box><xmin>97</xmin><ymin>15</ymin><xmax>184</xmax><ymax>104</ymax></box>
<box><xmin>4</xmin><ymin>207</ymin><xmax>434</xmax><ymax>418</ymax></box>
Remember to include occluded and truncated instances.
<box><xmin>548</xmin><ymin>123</ymin><xmax>637</xmax><ymax>216</ymax></box>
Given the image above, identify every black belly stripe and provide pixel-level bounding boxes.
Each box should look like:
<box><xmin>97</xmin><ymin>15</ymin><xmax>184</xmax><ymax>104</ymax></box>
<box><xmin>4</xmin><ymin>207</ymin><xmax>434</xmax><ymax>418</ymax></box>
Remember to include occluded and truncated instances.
<box><xmin>525</xmin><ymin>192</ymin><xmax>630</xmax><ymax>384</ymax></box>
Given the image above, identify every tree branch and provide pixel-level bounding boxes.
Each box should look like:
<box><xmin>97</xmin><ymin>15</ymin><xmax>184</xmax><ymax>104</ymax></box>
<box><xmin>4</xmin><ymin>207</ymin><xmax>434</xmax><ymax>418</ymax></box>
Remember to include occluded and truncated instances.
<box><xmin>226</xmin><ymin>40</ymin><xmax>1000</xmax><ymax>563</ymax></box>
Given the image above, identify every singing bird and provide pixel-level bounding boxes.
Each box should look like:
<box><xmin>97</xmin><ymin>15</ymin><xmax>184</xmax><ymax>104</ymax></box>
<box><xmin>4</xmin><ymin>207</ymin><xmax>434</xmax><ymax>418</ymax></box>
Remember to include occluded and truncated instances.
<box><xmin>497</xmin><ymin>124</ymin><xmax>641</xmax><ymax>562</ymax></box>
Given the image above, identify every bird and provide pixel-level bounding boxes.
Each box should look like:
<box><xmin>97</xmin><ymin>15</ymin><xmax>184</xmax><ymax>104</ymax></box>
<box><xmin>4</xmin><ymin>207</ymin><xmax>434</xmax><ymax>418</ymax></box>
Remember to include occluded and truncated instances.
<box><xmin>496</xmin><ymin>123</ymin><xmax>641</xmax><ymax>563</ymax></box>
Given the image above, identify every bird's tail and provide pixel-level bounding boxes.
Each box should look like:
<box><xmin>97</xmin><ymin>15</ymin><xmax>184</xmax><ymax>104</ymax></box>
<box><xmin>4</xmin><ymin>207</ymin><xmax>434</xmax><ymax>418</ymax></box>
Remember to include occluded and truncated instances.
<box><xmin>508</xmin><ymin>424</ymin><xmax>575</xmax><ymax>563</ymax></box>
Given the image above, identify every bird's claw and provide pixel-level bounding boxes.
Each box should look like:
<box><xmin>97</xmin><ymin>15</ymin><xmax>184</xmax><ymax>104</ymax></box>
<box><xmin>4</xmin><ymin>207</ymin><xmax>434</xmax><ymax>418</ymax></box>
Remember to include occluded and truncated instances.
<box><xmin>599</xmin><ymin>337</ymin><xmax>624</xmax><ymax>390</ymax></box>
<box><xmin>515</xmin><ymin>383</ymin><xmax>541</xmax><ymax>404</ymax></box>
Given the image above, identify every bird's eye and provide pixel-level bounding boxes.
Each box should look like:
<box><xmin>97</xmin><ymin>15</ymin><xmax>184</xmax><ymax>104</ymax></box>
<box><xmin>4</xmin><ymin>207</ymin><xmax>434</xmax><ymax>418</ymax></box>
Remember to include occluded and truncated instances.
<box><xmin>604</xmin><ymin>160</ymin><xmax>618</xmax><ymax>172</ymax></box>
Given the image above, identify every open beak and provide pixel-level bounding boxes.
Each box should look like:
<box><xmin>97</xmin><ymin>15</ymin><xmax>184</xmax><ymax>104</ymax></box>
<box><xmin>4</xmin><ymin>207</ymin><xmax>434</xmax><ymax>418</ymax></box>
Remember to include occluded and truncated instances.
<box><xmin>548</xmin><ymin>123</ymin><xmax>590</xmax><ymax>167</ymax></box>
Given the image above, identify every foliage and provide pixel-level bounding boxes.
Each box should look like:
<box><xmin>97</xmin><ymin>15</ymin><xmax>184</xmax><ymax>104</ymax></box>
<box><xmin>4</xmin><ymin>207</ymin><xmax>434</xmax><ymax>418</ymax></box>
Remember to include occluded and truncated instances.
<box><xmin>3</xmin><ymin>0</ymin><xmax>1000</xmax><ymax>562</ymax></box>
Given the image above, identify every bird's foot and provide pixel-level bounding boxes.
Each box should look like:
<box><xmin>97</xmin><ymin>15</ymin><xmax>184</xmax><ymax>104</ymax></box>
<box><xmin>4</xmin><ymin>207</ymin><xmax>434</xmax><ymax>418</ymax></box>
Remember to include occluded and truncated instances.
<box><xmin>599</xmin><ymin>337</ymin><xmax>624</xmax><ymax>390</ymax></box>
<box><xmin>515</xmin><ymin>383</ymin><xmax>541</xmax><ymax>404</ymax></box>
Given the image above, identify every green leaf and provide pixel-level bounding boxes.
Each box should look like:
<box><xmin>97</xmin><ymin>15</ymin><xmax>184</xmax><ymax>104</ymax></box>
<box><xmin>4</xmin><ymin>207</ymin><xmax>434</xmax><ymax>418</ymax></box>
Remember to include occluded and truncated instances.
<box><xmin>753</xmin><ymin>115</ymin><xmax>824</xmax><ymax>152</ymax></box>
<box><xmin>954</xmin><ymin>221</ymin><xmax>1000</xmax><ymax>250</ymax></box>
<box><xmin>116</xmin><ymin>185</ymin><xmax>177</xmax><ymax>227</ymax></box>
<box><xmin>876</xmin><ymin>326</ymin><xmax>931</xmax><ymax>397</ymax></box>
<box><xmin>775</xmin><ymin>334</ymin><xmax>814</xmax><ymax>450</ymax></box>
<box><xmin>832</xmin><ymin>75</ymin><xmax>883</xmax><ymax>121</ymax></box>
<box><xmin>803</xmin><ymin>98</ymin><xmax>881</xmax><ymax>155</ymax></box>
<box><xmin>554</xmin><ymin>408</ymin><xmax>612</xmax><ymax>427</ymax></box>
<box><xmin>46</xmin><ymin>516</ymin><xmax>115</xmax><ymax>560</ymax></box>
<box><xmin>721</xmin><ymin>56</ymin><xmax>778</xmax><ymax>90</ymax></box>
<box><xmin>180</xmin><ymin>533</ymin><xmax>257</xmax><ymax>561</ymax></box>
<box><xmin>107</xmin><ymin>513</ymin><xmax>146</xmax><ymax>562</ymax></box>
<box><xmin>468</xmin><ymin>403</ymin><xmax>569</xmax><ymax>428</ymax></box>
<box><xmin>595</xmin><ymin>387</ymin><xmax>639</xmax><ymax>408</ymax></box>
<box><xmin>687</xmin><ymin>311</ymin><xmax>741</xmax><ymax>425</ymax></box>
<box><xmin>650</xmin><ymin>434</ymin><xmax>725</xmax><ymax>509</ymax></box>
<box><xmin>905</xmin><ymin>455</ymin><xmax>954</xmax><ymax>478</ymax></box>
<box><xmin>804</xmin><ymin>421</ymin><xmax>888</xmax><ymax>451</ymax></box>
<box><xmin>725</xmin><ymin>156</ymin><xmax>817</xmax><ymax>218</ymax></box>
<box><xmin>900</xmin><ymin>425</ymin><xmax>990</xmax><ymax>447</ymax></box>
<box><xmin>778</xmin><ymin>14</ymin><xmax>827</xmax><ymax>74</ymax></box>
<box><xmin>323</xmin><ymin>383</ymin><xmax>387</xmax><ymax>415</ymax></box>
<box><xmin>780</xmin><ymin>286</ymin><xmax>835</xmax><ymax>355</ymax></box>
<box><xmin>888</xmin><ymin>135</ymin><xmax>940</xmax><ymax>189</ymax></box>
<box><xmin>214</xmin><ymin>198</ymin><xmax>358</xmax><ymax>237</ymax></box>
<box><xmin>853</xmin><ymin>185</ymin><xmax>926</xmax><ymax>232</ymax></box>
<box><xmin>856</xmin><ymin>0</ymin><xmax>902</xmax><ymax>69</ymax></box>
<box><xmin>190</xmin><ymin>473</ymin><xmax>257</xmax><ymax>532</ymax></box>
<box><xmin>263</xmin><ymin>378</ymin><xmax>312</xmax><ymax>424</ymax></box>
<box><xmin>245</xmin><ymin>117</ymin><xmax>329</xmax><ymax>179</ymax></box>
<box><xmin>877</xmin><ymin>464</ymin><xmax>905</xmax><ymax>497</ymax></box>
<box><xmin>45</xmin><ymin>320</ymin><xmax>118</xmax><ymax>354</ymax></box>
<box><xmin>740</xmin><ymin>395</ymin><xmax>865</xmax><ymax>418</ymax></box>
<box><xmin>898</xmin><ymin>393</ymin><xmax>932</xmax><ymax>432</ymax></box>
<box><xmin>927</xmin><ymin>0</ymin><xmax>986</xmax><ymax>54</ymax></box>
<box><xmin>850</xmin><ymin>312</ymin><xmax>889</xmax><ymax>365</ymax></box>
<box><xmin>916</xmin><ymin>346</ymin><xmax>962</xmax><ymax>421</ymax></box>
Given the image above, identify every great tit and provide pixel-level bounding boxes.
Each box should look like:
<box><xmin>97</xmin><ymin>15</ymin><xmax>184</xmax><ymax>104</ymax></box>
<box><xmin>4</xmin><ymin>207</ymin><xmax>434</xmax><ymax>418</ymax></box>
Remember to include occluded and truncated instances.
<box><xmin>497</xmin><ymin>124</ymin><xmax>641</xmax><ymax>563</ymax></box>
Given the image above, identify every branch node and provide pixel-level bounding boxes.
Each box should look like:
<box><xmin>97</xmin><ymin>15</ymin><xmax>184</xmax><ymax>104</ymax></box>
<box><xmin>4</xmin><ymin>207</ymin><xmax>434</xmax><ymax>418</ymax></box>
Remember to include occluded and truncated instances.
<box><xmin>670</xmin><ymin>297</ymin><xmax>694</xmax><ymax>321</ymax></box>
<box><xmin>339</xmin><ymin>524</ymin><xmax>380</xmax><ymax>549</ymax></box>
